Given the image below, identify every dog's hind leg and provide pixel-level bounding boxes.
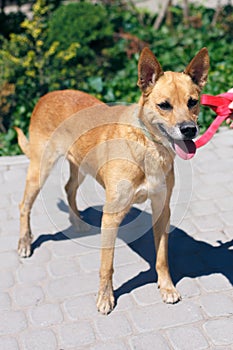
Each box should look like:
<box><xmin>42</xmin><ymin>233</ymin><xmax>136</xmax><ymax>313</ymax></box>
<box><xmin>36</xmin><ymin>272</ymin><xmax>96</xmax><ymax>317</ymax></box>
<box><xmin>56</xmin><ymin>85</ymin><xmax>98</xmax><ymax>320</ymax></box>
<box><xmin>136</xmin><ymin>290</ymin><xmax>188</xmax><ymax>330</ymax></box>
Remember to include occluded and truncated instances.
<box><xmin>18</xmin><ymin>150</ymin><xmax>58</xmax><ymax>258</ymax></box>
<box><xmin>65</xmin><ymin>160</ymin><xmax>89</xmax><ymax>232</ymax></box>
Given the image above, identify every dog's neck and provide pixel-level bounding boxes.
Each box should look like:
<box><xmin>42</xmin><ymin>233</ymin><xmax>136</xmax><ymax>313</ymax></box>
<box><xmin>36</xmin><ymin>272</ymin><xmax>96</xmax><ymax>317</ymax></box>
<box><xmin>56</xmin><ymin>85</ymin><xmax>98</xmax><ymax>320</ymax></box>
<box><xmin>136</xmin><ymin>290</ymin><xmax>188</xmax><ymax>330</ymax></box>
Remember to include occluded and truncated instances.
<box><xmin>138</xmin><ymin>118</ymin><xmax>163</xmax><ymax>145</ymax></box>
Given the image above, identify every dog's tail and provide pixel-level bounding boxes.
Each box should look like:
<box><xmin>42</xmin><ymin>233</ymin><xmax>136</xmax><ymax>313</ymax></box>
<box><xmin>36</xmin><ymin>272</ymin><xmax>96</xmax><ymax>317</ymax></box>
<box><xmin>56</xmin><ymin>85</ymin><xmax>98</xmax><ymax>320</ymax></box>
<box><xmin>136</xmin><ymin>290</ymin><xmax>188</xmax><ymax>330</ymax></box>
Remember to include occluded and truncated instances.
<box><xmin>14</xmin><ymin>127</ymin><xmax>30</xmax><ymax>158</ymax></box>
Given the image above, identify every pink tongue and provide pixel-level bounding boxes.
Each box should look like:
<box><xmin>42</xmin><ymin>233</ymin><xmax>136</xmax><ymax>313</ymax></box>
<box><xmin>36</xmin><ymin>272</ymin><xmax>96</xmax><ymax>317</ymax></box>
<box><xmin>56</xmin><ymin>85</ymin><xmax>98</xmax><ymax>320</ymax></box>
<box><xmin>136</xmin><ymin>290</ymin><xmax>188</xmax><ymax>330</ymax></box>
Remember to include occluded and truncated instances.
<box><xmin>173</xmin><ymin>140</ymin><xmax>196</xmax><ymax>160</ymax></box>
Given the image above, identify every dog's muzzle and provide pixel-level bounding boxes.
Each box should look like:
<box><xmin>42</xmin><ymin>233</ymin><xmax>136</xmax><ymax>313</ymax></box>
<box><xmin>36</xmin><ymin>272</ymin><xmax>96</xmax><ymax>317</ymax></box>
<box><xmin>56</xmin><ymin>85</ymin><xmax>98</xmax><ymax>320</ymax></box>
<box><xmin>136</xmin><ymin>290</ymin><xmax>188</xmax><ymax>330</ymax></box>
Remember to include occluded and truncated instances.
<box><xmin>178</xmin><ymin>121</ymin><xmax>198</xmax><ymax>140</ymax></box>
<box><xmin>157</xmin><ymin>121</ymin><xmax>198</xmax><ymax>160</ymax></box>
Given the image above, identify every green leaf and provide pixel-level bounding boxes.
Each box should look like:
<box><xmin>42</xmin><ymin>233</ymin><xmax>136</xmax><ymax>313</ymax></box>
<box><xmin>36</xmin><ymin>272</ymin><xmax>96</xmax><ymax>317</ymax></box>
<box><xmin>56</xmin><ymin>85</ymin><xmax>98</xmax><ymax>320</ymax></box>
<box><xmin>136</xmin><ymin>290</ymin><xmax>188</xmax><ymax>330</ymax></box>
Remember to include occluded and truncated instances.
<box><xmin>88</xmin><ymin>77</ymin><xmax>103</xmax><ymax>93</ymax></box>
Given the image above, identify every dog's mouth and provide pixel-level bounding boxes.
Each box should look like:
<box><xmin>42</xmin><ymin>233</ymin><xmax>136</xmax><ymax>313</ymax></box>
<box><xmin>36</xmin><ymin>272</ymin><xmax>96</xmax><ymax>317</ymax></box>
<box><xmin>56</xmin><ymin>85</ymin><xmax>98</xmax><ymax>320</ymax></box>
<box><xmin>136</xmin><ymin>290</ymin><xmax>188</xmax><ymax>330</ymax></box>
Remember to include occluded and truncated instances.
<box><xmin>172</xmin><ymin>139</ymin><xmax>196</xmax><ymax>160</ymax></box>
<box><xmin>157</xmin><ymin>124</ymin><xmax>196</xmax><ymax>160</ymax></box>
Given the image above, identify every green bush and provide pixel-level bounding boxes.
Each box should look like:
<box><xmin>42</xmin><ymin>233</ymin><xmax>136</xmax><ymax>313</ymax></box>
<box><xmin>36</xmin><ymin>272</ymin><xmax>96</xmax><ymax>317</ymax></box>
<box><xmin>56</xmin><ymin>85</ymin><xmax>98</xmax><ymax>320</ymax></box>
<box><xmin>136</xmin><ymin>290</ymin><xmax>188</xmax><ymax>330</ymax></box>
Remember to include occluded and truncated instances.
<box><xmin>0</xmin><ymin>12</ymin><xmax>26</xmax><ymax>39</ymax></box>
<box><xmin>46</xmin><ymin>2</ymin><xmax>113</xmax><ymax>56</ymax></box>
<box><xmin>0</xmin><ymin>0</ymin><xmax>233</xmax><ymax>155</ymax></box>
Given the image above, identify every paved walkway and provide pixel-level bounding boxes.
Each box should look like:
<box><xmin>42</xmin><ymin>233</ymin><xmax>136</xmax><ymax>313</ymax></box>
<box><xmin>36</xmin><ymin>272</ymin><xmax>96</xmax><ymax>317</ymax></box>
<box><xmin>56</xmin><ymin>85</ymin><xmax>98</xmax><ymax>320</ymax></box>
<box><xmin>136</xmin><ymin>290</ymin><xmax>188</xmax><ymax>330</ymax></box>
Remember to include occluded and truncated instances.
<box><xmin>0</xmin><ymin>127</ymin><xmax>232</xmax><ymax>350</ymax></box>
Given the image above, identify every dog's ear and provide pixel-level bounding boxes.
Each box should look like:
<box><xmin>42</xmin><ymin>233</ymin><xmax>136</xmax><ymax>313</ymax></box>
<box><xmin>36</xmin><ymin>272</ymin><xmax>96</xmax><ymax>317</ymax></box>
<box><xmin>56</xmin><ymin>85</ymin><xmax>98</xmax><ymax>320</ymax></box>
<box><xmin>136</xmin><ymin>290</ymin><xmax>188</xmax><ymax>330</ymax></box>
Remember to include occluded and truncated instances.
<box><xmin>137</xmin><ymin>47</ymin><xmax>164</xmax><ymax>92</ymax></box>
<box><xmin>184</xmin><ymin>48</ymin><xmax>209</xmax><ymax>90</ymax></box>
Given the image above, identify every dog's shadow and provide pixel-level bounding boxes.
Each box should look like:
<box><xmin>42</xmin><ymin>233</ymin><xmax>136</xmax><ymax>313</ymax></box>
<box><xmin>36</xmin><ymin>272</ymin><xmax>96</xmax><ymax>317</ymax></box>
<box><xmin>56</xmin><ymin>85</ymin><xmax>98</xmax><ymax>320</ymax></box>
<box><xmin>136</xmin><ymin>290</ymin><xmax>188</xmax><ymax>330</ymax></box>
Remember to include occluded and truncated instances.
<box><xmin>32</xmin><ymin>201</ymin><xmax>233</xmax><ymax>302</ymax></box>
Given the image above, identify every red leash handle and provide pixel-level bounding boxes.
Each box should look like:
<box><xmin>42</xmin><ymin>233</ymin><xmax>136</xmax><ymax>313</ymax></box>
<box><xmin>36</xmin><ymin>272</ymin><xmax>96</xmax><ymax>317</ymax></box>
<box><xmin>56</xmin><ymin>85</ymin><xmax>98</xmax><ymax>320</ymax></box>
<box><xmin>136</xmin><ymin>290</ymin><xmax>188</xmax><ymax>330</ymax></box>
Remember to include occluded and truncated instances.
<box><xmin>195</xmin><ymin>92</ymin><xmax>233</xmax><ymax>148</ymax></box>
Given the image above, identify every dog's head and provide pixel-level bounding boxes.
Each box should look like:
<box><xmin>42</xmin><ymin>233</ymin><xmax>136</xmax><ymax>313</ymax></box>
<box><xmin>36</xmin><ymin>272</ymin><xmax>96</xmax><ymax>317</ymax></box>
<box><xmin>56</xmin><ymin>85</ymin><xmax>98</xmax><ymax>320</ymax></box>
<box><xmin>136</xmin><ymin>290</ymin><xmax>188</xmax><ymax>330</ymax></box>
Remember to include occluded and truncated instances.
<box><xmin>137</xmin><ymin>47</ymin><xmax>209</xmax><ymax>159</ymax></box>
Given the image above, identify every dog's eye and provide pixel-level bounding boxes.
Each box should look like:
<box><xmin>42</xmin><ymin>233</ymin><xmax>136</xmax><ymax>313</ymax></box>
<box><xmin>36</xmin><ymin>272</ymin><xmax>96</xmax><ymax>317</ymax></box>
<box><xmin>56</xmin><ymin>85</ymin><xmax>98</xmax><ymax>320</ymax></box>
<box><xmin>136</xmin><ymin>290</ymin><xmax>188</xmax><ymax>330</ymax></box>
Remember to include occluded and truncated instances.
<box><xmin>187</xmin><ymin>97</ymin><xmax>198</xmax><ymax>109</ymax></box>
<box><xmin>157</xmin><ymin>101</ymin><xmax>172</xmax><ymax>111</ymax></box>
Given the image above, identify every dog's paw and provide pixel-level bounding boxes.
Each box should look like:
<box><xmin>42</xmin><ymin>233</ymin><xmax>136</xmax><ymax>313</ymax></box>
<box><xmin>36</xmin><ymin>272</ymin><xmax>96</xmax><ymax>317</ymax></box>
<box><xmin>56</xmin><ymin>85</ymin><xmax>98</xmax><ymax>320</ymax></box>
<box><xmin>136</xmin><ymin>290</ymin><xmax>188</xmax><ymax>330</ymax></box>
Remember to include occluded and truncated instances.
<box><xmin>160</xmin><ymin>286</ymin><xmax>181</xmax><ymax>304</ymax></box>
<box><xmin>18</xmin><ymin>238</ymin><xmax>32</xmax><ymax>258</ymax></box>
<box><xmin>69</xmin><ymin>213</ymin><xmax>90</xmax><ymax>232</ymax></box>
<box><xmin>96</xmin><ymin>291</ymin><xmax>115</xmax><ymax>315</ymax></box>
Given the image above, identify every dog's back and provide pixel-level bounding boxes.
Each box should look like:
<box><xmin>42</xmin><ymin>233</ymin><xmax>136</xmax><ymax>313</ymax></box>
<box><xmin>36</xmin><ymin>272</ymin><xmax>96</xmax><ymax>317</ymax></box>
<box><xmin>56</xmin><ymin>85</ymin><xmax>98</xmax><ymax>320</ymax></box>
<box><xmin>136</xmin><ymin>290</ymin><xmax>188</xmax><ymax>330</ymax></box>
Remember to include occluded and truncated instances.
<box><xmin>15</xmin><ymin>89</ymin><xmax>104</xmax><ymax>158</ymax></box>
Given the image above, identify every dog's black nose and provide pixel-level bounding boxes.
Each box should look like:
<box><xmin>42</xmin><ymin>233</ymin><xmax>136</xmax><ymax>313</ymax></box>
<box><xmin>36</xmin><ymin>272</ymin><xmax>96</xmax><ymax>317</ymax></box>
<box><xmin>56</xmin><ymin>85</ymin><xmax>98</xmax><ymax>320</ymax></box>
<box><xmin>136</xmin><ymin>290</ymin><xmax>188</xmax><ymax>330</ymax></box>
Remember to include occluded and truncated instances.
<box><xmin>179</xmin><ymin>122</ymin><xmax>198</xmax><ymax>139</ymax></box>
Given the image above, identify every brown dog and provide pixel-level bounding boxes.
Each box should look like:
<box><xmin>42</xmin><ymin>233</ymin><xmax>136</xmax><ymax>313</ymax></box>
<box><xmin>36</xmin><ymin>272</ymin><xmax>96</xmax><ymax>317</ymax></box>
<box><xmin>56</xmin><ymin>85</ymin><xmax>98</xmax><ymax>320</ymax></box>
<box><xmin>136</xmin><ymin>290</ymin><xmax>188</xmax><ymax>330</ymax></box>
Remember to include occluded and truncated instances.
<box><xmin>16</xmin><ymin>47</ymin><xmax>209</xmax><ymax>314</ymax></box>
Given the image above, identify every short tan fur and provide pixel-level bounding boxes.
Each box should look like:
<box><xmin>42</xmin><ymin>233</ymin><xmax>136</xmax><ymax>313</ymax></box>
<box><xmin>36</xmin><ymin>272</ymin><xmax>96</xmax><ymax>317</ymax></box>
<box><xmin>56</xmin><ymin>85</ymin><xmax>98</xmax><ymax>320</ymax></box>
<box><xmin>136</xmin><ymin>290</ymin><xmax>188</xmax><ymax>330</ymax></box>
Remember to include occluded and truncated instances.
<box><xmin>16</xmin><ymin>48</ymin><xmax>209</xmax><ymax>314</ymax></box>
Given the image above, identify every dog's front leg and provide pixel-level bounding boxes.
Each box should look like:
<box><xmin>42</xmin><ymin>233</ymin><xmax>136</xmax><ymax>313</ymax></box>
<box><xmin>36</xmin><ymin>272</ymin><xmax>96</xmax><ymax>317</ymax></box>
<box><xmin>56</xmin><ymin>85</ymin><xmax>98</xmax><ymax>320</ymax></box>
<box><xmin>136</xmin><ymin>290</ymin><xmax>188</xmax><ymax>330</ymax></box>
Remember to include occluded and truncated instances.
<box><xmin>97</xmin><ymin>209</ymin><xmax>127</xmax><ymax>315</ymax></box>
<box><xmin>151</xmin><ymin>174</ymin><xmax>181</xmax><ymax>304</ymax></box>
<box><xmin>152</xmin><ymin>203</ymin><xmax>181</xmax><ymax>303</ymax></box>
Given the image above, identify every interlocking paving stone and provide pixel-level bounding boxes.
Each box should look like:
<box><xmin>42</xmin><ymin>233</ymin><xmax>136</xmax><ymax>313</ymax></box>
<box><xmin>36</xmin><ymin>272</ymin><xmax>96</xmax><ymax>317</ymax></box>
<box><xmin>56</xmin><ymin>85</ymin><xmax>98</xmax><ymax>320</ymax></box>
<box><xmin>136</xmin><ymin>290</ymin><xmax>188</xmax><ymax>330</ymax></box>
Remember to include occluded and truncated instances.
<box><xmin>113</xmin><ymin>293</ymin><xmax>135</xmax><ymax>311</ymax></box>
<box><xmin>176</xmin><ymin>277</ymin><xmax>201</xmax><ymax>299</ymax></box>
<box><xmin>64</xmin><ymin>295</ymin><xmax>97</xmax><ymax>320</ymax></box>
<box><xmin>0</xmin><ymin>310</ymin><xmax>27</xmax><ymax>335</ymax></box>
<box><xmin>78</xmin><ymin>251</ymin><xmax>100</xmax><ymax>272</ymax></box>
<box><xmin>194</xmin><ymin>215</ymin><xmax>224</xmax><ymax>232</ymax></box>
<box><xmin>26</xmin><ymin>246</ymin><xmax>51</xmax><ymax>263</ymax></box>
<box><xmin>0</xmin><ymin>270</ymin><xmax>14</xmax><ymax>289</ymax></box>
<box><xmin>195</xmin><ymin>158</ymin><xmax>233</xmax><ymax>174</ymax></box>
<box><xmin>46</xmin><ymin>273</ymin><xmax>99</xmax><ymax>301</ymax></box>
<box><xmin>47</xmin><ymin>257</ymin><xmax>80</xmax><ymax>277</ymax></box>
<box><xmin>177</xmin><ymin>218</ymin><xmax>197</xmax><ymax>235</ymax></box>
<box><xmin>197</xmin><ymin>274</ymin><xmax>232</xmax><ymax>292</ymax></box>
<box><xmin>193</xmin><ymin>229</ymin><xmax>229</xmax><ymax>247</ymax></box>
<box><xmin>129</xmin><ymin>332</ymin><xmax>170</xmax><ymax>350</ymax></box>
<box><xmin>58</xmin><ymin>321</ymin><xmax>96</xmax><ymax>348</ymax></box>
<box><xmin>0</xmin><ymin>251</ymin><xmax>19</xmax><ymax>269</ymax></box>
<box><xmin>203</xmin><ymin>318</ymin><xmax>233</xmax><ymax>346</ymax></box>
<box><xmin>94</xmin><ymin>313</ymin><xmax>133</xmax><ymax>341</ymax></box>
<box><xmin>215</xmin><ymin>196</ymin><xmax>233</xmax><ymax>211</ymax></box>
<box><xmin>79</xmin><ymin>245</ymin><xmax>141</xmax><ymax>273</ymax></box>
<box><xmin>199</xmin><ymin>293</ymin><xmax>233</xmax><ymax>317</ymax></box>
<box><xmin>29</xmin><ymin>303</ymin><xmax>63</xmax><ymax>327</ymax></box>
<box><xmin>90</xmin><ymin>340</ymin><xmax>129</xmax><ymax>350</ymax></box>
<box><xmin>198</xmin><ymin>171</ymin><xmax>233</xmax><ymax>186</ymax></box>
<box><xmin>51</xmin><ymin>239</ymin><xmax>93</xmax><ymax>257</ymax></box>
<box><xmin>20</xmin><ymin>329</ymin><xmax>58</xmax><ymax>350</ymax></box>
<box><xmin>3</xmin><ymin>168</ymin><xmax>27</xmax><ymax>183</ymax></box>
<box><xmin>114</xmin><ymin>260</ymin><xmax>150</xmax><ymax>287</ymax></box>
<box><xmin>0</xmin><ymin>337</ymin><xmax>19</xmax><ymax>350</ymax></box>
<box><xmin>13</xmin><ymin>285</ymin><xmax>44</xmax><ymax>307</ymax></box>
<box><xmin>0</xmin><ymin>292</ymin><xmax>11</xmax><ymax>310</ymax></box>
<box><xmin>129</xmin><ymin>301</ymin><xmax>203</xmax><ymax>331</ymax></box>
<box><xmin>17</xmin><ymin>264</ymin><xmax>47</xmax><ymax>283</ymax></box>
<box><xmin>131</xmin><ymin>283</ymin><xmax>162</xmax><ymax>306</ymax></box>
<box><xmin>0</xmin><ymin>236</ymin><xmax>19</xmax><ymax>252</ymax></box>
<box><xmin>0</xmin><ymin>218</ymin><xmax>20</xmax><ymax>236</ymax></box>
<box><xmin>0</xmin><ymin>195</ymin><xmax>10</xmax><ymax>209</ymax></box>
<box><xmin>190</xmin><ymin>199</ymin><xmax>218</xmax><ymax>216</ymax></box>
<box><xmin>220</xmin><ymin>211</ymin><xmax>233</xmax><ymax>226</ymax></box>
<box><xmin>195</xmin><ymin>183</ymin><xmax>230</xmax><ymax>200</ymax></box>
<box><xmin>224</xmin><ymin>226</ymin><xmax>233</xmax><ymax>239</ymax></box>
<box><xmin>166</xmin><ymin>326</ymin><xmax>209</xmax><ymax>350</ymax></box>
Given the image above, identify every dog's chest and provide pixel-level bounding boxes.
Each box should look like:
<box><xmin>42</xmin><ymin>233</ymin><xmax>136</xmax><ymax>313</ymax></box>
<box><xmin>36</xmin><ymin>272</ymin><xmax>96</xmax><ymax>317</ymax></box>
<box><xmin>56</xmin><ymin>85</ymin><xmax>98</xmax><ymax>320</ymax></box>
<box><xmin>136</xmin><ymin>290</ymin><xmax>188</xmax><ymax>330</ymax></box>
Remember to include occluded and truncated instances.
<box><xmin>134</xmin><ymin>175</ymin><xmax>166</xmax><ymax>203</ymax></box>
<box><xmin>134</xmin><ymin>148</ymin><xmax>172</xmax><ymax>203</ymax></box>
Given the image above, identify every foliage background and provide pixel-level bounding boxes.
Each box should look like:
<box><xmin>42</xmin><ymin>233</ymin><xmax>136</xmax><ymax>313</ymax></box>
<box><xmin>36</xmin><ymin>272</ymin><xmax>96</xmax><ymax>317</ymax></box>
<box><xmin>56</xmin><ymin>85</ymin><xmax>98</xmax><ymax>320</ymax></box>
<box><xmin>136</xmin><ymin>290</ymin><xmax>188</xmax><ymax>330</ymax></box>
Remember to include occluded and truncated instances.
<box><xmin>0</xmin><ymin>0</ymin><xmax>232</xmax><ymax>155</ymax></box>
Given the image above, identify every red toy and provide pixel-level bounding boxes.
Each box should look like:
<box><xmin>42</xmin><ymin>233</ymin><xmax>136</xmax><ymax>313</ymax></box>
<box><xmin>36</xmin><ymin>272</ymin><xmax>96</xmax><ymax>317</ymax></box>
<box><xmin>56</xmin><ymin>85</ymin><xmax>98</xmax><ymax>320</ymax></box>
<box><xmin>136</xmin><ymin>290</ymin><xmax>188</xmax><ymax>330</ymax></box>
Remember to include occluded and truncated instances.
<box><xmin>182</xmin><ymin>92</ymin><xmax>233</xmax><ymax>160</ymax></box>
